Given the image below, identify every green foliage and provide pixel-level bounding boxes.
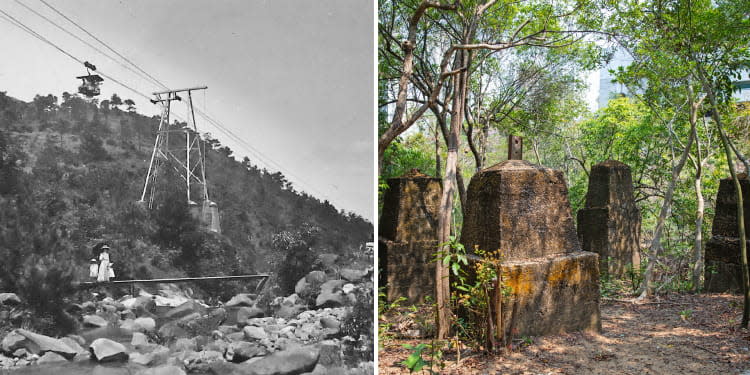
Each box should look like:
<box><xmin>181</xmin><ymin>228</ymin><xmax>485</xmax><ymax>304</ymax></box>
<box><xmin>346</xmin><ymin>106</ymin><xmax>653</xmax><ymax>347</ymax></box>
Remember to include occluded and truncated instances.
<box><xmin>271</xmin><ymin>223</ymin><xmax>321</xmax><ymax>294</ymax></box>
<box><xmin>341</xmin><ymin>283</ymin><xmax>374</xmax><ymax>366</ymax></box>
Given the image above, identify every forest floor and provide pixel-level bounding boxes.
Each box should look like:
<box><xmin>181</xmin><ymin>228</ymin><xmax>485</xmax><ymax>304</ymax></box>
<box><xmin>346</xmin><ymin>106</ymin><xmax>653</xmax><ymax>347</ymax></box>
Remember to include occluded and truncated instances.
<box><xmin>379</xmin><ymin>293</ymin><xmax>750</xmax><ymax>374</ymax></box>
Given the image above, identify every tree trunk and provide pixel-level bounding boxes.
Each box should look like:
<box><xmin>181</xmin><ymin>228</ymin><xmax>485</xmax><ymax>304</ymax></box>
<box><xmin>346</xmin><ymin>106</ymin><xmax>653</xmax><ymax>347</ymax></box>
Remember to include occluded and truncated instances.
<box><xmin>638</xmin><ymin>120</ymin><xmax>696</xmax><ymax>298</ymax></box>
<box><xmin>691</xmin><ymin>111</ymin><xmax>705</xmax><ymax>292</ymax></box>
<box><xmin>436</xmin><ymin>51</ymin><xmax>468</xmax><ymax>340</ymax></box>
<box><xmin>708</xmin><ymin>98</ymin><xmax>749</xmax><ymax>327</ymax></box>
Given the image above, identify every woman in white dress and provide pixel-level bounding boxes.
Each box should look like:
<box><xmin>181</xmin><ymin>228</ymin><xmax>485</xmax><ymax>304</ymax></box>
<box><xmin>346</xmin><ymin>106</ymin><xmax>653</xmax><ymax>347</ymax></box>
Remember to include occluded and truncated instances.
<box><xmin>97</xmin><ymin>245</ymin><xmax>111</xmax><ymax>282</ymax></box>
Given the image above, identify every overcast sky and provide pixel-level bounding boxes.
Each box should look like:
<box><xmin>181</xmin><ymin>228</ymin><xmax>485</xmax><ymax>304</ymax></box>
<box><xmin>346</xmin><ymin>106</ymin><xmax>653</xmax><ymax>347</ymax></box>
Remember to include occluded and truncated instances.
<box><xmin>0</xmin><ymin>0</ymin><xmax>375</xmax><ymax>222</ymax></box>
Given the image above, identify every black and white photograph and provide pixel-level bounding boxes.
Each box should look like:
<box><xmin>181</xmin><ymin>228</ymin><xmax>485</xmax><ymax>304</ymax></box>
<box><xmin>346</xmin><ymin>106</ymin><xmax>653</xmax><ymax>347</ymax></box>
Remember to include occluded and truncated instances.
<box><xmin>0</xmin><ymin>1</ymin><xmax>374</xmax><ymax>374</ymax></box>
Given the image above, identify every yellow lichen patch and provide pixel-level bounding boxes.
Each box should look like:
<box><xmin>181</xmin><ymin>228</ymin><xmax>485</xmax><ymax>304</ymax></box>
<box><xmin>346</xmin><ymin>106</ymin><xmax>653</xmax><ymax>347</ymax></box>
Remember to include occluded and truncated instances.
<box><xmin>547</xmin><ymin>258</ymin><xmax>582</xmax><ymax>287</ymax></box>
<box><xmin>501</xmin><ymin>265</ymin><xmax>535</xmax><ymax>297</ymax></box>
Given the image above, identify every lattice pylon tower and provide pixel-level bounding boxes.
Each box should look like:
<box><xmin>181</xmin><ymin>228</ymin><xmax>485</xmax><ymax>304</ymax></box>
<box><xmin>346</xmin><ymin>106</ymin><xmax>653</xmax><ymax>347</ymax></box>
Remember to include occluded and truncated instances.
<box><xmin>138</xmin><ymin>86</ymin><xmax>210</xmax><ymax>210</ymax></box>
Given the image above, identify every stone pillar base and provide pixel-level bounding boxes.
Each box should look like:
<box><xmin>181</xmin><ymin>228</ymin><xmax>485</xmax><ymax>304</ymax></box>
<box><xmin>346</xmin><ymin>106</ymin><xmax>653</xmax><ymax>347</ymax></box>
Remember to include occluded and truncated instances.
<box><xmin>380</xmin><ymin>239</ymin><xmax>438</xmax><ymax>304</ymax></box>
<box><xmin>497</xmin><ymin>251</ymin><xmax>601</xmax><ymax>337</ymax></box>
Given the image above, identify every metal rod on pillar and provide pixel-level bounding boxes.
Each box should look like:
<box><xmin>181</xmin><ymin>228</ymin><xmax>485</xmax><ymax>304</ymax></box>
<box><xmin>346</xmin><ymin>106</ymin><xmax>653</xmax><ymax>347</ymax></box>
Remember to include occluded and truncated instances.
<box><xmin>508</xmin><ymin>135</ymin><xmax>523</xmax><ymax>160</ymax></box>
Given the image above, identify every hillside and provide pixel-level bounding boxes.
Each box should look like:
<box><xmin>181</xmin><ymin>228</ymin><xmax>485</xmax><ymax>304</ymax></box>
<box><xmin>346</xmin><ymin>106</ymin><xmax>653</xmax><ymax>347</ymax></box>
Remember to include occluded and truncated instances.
<box><xmin>0</xmin><ymin>90</ymin><xmax>372</xmax><ymax>311</ymax></box>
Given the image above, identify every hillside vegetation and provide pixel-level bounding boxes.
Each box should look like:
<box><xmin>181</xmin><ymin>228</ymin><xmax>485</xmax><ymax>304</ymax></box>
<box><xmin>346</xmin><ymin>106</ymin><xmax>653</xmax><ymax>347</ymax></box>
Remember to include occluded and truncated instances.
<box><xmin>0</xmin><ymin>90</ymin><xmax>372</xmax><ymax>332</ymax></box>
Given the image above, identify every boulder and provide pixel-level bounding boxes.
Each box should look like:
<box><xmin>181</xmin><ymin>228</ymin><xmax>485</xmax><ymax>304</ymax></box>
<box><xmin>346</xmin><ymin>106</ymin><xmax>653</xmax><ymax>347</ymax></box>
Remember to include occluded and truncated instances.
<box><xmin>134</xmin><ymin>317</ymin><xmax>156</xmax><ymax>332</ymax></box>
<box><xmin>163</xmin><ymin>300</ymin><xmax>207</xmax><ymax>321</ymax></box>
<box><xmin>238</xmin><ymin>345</ymin><xmax>319</xmax><ymax>375</ymax></box>
<box><xmin>158</xmin><ymin>321</ymin><xmax>189</xmax><ymax>340</ymax></box>
<box><xmin>340</xmin><ymin>268</ymin><xmax>368</xmax><ymax>282</ymax></box>
<box><xmin>320</xmin><ymin>317</ymin><xmax>340</xmax><ymax>330</ymax></box>
<box><xmin>0</xmin><ymin>293</ymin><xmax>21</xmax><ymax>305</ymax></box>
<box><xmin>131</xmin><ymin>332</ymin><xmax>149</xmax><ymax>349</ymax></box>
<box><xmin>173</xmin><ymin>337</ymin><xmax>197</xmax><ymax>352</ymax></box>
<box><xmin>227</xmin><ymin>341</ymin><xmax>267</xmax><ymax>363</ymax></box>
<box><xmin>316</xmin><ymin>254</ymin><xmax>339</xmax><ymax>269</ymax></box>
<box><xmin>119</xmin><ymin>319</ymin><xmax>138</xmax><ymax>332</ymax></box>
<box><xmin>243</xmin><ymin>326</ymin><xmax>268</xmax><ymax>341</ymax></box>
<box><xmin>60</xmin><ymin>337</ymin><xmax>86</xmax><ymax>354</ymax></box>
<box><xmin>225</xmin><ymin>293</ymin><xmax>257</xmax><ymax>308</ymax></box>
<box><xmin>13</xmin><ymin>348</ymin><xmax>28</xmax><ymax>358</ymax></box>
<box><xmin>237</xmin><ymin>306</ymin><xmax>265</xmax><ymax>324</ymax></box>
<box><xmin>183</xmin><ymin>350</ymin><xmax>224</xmax><ymax>373</ymax></box>
<box><xmin>306</xmin><ymin>271</ymin><xmax>327</xmax><ymax>285</ymax></box>
<box><xmin>1</xmin><ymin>330</ymin><xmax>26</xmax><ymax>353</ymax></box>
<box><xmin>315</xmin><ymin>290</ymin><xmax>344</xmax><ymax>308</ymax></box>
<box><xmin>294</xmin><ymin>277</ymin><xmax>311</xmax><ymax>296</ymax></box>
<box><xmin>135</xmin><ymin>365</ymin><xmax>186</xmax><ymax>375</ymax></box>
<box><xmin>342</xmin><ymin>284</ymin><xmax>356</xmax><ymax>294</ymax></box>
<box><xmin>130</xmin><ymin>352</ymin><xmax>157</xmax><ymax>366</ymax></box>
<box><xmin>16</xmin><ymin>329</ymin><xmax>77</xmax><ymax>359</ymax></box>
<box><xmin>83</xmin><ymin>314</ymin><xmax>109</xmax><ymax>328</ymax></box>
<box><xmin>89</xmin><ymin>338</ymin><xmax>128</xmax><ymax>362</ymax></box>
<box><xmin>36</xmin><ymin>351</ymin><xmax>69</xmax><ymax>364</ymax></box>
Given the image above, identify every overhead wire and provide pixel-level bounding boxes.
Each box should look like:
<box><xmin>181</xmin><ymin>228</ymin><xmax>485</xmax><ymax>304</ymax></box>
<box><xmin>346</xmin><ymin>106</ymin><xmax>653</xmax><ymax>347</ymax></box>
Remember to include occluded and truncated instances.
<box><xmin>37</xmin><ymin>0</ymin><xmax>169</xmax><ymax>90</ymax></box>
<box><xmin>0</xmin><ymin>3</ymin><xmax>333</xmax><ymax>203</ymax></box>
<box><xmin>13</xmin><ymin>0</ymin><xmax>159</xmax><ymax>90</ymax></box>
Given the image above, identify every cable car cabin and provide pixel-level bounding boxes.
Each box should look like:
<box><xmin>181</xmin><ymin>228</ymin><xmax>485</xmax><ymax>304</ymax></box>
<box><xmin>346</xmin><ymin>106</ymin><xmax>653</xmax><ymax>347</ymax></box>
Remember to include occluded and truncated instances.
<box><xmin>76</xmin><ymin>74</ymin><xmax>103</xmax><ymax>97</ymax></box>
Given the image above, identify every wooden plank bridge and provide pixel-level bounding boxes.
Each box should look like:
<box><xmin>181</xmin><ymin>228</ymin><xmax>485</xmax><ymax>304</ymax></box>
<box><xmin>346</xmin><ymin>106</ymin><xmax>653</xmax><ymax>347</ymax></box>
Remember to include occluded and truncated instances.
<box><xmin>75</xmin><ymin>274</ymin><xmax>271</xmax><ymax>293</ymax></box>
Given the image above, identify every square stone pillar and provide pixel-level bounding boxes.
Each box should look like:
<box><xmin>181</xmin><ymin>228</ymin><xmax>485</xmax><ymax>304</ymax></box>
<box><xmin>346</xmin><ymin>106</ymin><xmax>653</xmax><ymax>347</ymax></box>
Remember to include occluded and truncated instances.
<box><xmin>705</xmin><ymin>177</ymin><xmax>750</xmax><ymax>292</ymax></box>
<box><xmin>577</xmin><ymin>160</ymin><xmax>641</xmax><ymax>276</ymax></box>
<box><xmin>461</xmin><ymin>160</ymin><xmax>601</xmax><ymax>338</ymax></box>
<box><xmin>379</xmin><ymin>170</ymin><xmax>442</xmax><ymax>304</ymax></box>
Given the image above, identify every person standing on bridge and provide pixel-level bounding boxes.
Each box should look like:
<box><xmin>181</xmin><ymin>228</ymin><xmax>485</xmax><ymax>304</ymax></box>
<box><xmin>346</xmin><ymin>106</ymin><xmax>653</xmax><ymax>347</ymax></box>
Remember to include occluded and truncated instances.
<box><xmin>97</xmin><ymin>244</ymin><xmax>111</xmax><ymax>282</ymax></box>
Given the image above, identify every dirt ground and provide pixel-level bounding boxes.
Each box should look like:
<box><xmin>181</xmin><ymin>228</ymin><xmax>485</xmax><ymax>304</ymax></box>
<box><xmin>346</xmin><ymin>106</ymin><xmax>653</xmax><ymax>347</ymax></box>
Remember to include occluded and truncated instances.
<box><xmin>379</xmin><ymin>293</ymin><xmax>750</xmax><ymax>374</ymax></box>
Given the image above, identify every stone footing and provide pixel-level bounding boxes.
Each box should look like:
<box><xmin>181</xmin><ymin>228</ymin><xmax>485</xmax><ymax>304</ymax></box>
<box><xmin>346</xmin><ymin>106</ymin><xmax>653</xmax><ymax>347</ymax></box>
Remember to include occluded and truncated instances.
<box><xmin>497</xmin><ymin>251</ymin><xmax>601</xmax><ymax>337</ymax></box>
<box><xmin>704</xmin><ymin>235</ymin><xmax>749</xmax><ymax>292</ymax></box>
<box><xmin>380</xmin><ymin>240</ymin><xmax>438</xmax><ymax>304</ymax></box>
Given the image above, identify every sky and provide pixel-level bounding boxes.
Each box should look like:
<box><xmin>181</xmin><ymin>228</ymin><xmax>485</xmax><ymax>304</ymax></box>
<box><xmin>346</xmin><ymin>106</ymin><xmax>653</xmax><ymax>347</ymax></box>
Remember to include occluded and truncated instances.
<box><xmin>0</xmin><ymin>0</ymin><xmax>375</xmax><ymax>222</ymax></box>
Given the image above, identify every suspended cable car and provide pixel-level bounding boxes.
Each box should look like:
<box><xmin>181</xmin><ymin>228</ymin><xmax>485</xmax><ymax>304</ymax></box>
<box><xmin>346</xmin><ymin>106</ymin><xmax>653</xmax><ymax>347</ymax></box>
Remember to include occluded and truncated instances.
<box><xmin>76</xmin><ymin>61</ymin><xmax>103</xmax><ymax>97</ymax></box>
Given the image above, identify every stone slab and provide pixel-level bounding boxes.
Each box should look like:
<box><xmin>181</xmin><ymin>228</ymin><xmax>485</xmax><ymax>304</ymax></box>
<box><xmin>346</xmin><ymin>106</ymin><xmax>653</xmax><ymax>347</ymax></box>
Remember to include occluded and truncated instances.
<box><xmin>380</xmin><ymin>240</ymin><xmax>437</xmax><ymax>304</ymax></box>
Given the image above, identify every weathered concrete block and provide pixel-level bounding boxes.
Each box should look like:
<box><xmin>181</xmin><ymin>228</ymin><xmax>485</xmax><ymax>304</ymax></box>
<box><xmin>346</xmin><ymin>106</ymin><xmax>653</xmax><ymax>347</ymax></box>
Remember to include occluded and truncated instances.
<box><xmin>379</xmin><ymin>170</ymin><xmax>442</xmax><ymax>304</ymax></box>
<box><xmin>379</xmin><ymin>240</ymin><xmax>437</xmax><ymax>304</ymax></box>
<box><xmin>710</xmin><ymin>178</ymin><xmax>750</xmax><ymax>237</ymax></box>
<box><xmin>705</xmin><ymin>177</ymin><xmax>750</xmax><ymax>293</ymax></box>
<box><xmin>379</xmin><ymin>170</ymin><xmax>442</xmax><ymax>243</ymax></box>
<box><xmin>704</xmin><ymin>235</ymin><xmax>749</xmax><ymax>292</ymax></box>
<box><xmin>498</xmin><ymin>252</ymin><xmax>601</xmax><ymax>337</ymax></box>
<box><xmin>461</xmin><ymin>160</ymin><xmax>580</xmax><ymax>260</ymax></box>
<box><xmin>577</xmin><ymin>160</ymin><xmax>641</xmax><ymax>276</ymax></box>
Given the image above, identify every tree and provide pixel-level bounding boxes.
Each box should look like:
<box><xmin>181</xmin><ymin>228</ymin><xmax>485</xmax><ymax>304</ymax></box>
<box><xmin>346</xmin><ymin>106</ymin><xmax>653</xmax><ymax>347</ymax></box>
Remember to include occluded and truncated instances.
<box><xmin>124</xmin><ymin>99</ymin><xmax>136</xmax><ymax>112</ymax></box>
<box><xmin>110</xmin><ymin>93</ymin><xmax>123</xmax><ymax>109</ymax></box>
<box><xmin>607</xmin><ymin>0</ymin><xmax>750</xmax><ymax>325</ymax></box>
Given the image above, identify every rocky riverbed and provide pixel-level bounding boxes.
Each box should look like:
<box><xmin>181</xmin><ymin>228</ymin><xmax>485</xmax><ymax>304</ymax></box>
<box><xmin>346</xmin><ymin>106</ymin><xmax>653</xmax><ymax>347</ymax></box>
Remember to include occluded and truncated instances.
<box><xmin>0</xmin><ymin>267</ymin><xmax>374</xmax><ymax>375</ymax></box>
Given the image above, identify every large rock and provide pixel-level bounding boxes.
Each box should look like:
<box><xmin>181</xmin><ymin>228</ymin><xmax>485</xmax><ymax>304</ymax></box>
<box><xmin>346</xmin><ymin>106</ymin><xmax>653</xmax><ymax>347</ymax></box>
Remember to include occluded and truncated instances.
<box><xmin>315</xmin><ymin>291</ymin><xmax>344</xmax><ymax>308</ymax></box>
<box><xmin>163</xmin><ymin>300</ymin><xmax>207</xmax><ymax>321</ymax></box>
<box><xmin>131</xmin><ymin>332</ymin><xmax>149</xmax><ymax>349</ymax></box>
<box><xmin>89</xmin><ymin>338</ymin><xmax>128</xmax><ymax>362</ymax></box>
<box><xmin>16</xmin><ymin>329</ymin><xmax>77</xmax><ymax>359</ymax></box>
<box><xmin>225</xmin><ymin>294</ymin><xmax>257</xmax><ymax>308</ymax></box>
<box><xmin>237</xmin><ymin>306</ymin><xmax>265</xmax><ymax>323</ymax></box>
<box><xmin>227</xmin><ymin>341</ymin><xmax>267</xmax><ymax>363</ymax></box>
<box><xmin>1</xmin><ymin>330</ymin><xmax>26</xmax><ymax>353</ymax></box>
<box><xmin>339</xmin><ymin>268</ymin><xmax>368</xmax><ymax>282</ymax></box>
<box><xmin>158</xmin><ymin>321</ymin><xmax>189</xmax><ymax>340</ymax></box>
<box><xmin>83</xmin><ymin>314</ymin><xmax>109</xmax><ymax>328</ymax></box>
<box><xmin>60</xmin><ymin>337</ymin><xmax>86</xmax><ymax>355</ymax></box>
<box><xmin>243</xmin><ymin>326</ymin><xmax>268</xmax><ymax>341</ymax></box>
<box><xmin>238</xmin><ymin>345</ymin><xmax>320</xmax><ymax>375</ymax></box>
<box><xmin>37</xmin><ymin>351</ymin><xmax>69</xmax><ymax>364</ymax></box>
<box><xmin>134</xmin><ymin>317</ymin><xmax>157</xmax><ymax>332</ymax></box>
<box><xmin>0</xmin><ymin>293</ymin><xmax>21</xmax><ymax>305</ymax></box>
<box><xmin>135</xmin><ymin>365</ymin><xmax>186</xmax><ymax>375</ymax></box>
